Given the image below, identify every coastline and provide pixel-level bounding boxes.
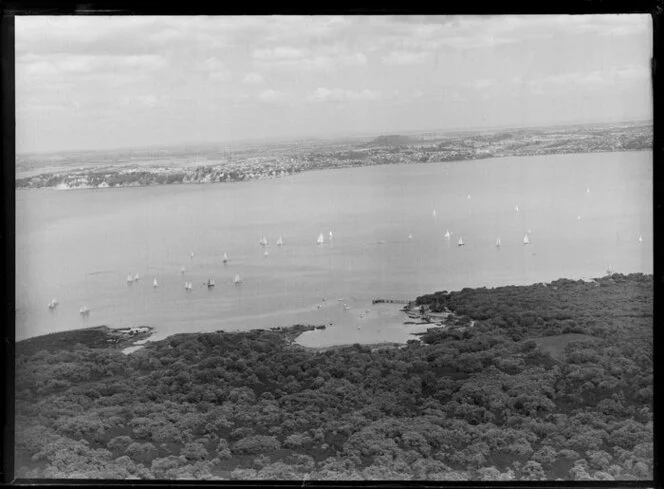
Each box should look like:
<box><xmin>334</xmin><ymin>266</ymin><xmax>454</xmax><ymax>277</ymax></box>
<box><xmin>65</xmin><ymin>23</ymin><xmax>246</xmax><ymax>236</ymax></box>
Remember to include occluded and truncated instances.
<box><xmin>14</xmin><ymin>272</ymin><xmax>653</xmax><ymax>480</ymax></box>
<box><xmin>16</xmin><ymin>147</ymin><xmax>650</xmax><ymax>191</ymax></box>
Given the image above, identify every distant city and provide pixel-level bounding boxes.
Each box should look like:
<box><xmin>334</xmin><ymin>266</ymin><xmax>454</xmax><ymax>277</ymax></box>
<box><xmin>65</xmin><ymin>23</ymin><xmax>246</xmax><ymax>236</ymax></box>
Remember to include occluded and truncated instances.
<box><xmin>16</xmin><ymin>120</ymin><xmax>652</xmax><ymax>190</ymax></box>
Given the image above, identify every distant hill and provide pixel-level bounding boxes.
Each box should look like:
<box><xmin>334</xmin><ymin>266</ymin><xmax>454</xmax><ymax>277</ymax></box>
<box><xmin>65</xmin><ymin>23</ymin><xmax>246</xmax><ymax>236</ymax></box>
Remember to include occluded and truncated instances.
<box><xmin>370</xmin><ymin>134</ymin><xmax>418</xmax><ymax>146</ymax></box>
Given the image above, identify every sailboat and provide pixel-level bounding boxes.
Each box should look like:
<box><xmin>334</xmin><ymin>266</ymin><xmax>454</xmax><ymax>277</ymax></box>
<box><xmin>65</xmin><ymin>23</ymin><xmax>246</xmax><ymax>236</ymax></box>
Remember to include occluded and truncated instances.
<box><xmin>127</xmin><ymin>274</ymin><xmax>134</xmax><ymax>284</ymax></box>
<box><xmin>586</xmin><ymin>187</ymin><xmax>591</xmax><ymax>194</ymax></box>
<box><xmin>523</xmin><ymin>234</ymin><xmax>530</xmax><ymax>245</ymax></box>
<box><xmin>638</xmin><ymin>235</ymin><xmax>643</xmax><ymax>243</ymax></box>
<box><xmin>457</xmin><ymin>237</ymin><xmax>464</xmax><ymax>247</ymax></box>
<box><xmin>317</xmin><ymin>232</ymin><xmax>325</xmax><ymax>245</ymax></box>
<box><xmin>496</xmin><ymin>237</ymin><xmax>501</xmax><ymax>248</ymax></box>
<box><xmin>329</xmin><ymin>230</ymin><xmax>333</xmax><ymax>240</ymax></box>
<box><xmin>444</xmin><ymin>230</ymin><xmax>451</xmax><ymax>239</ymax></box>
<box><xmin>276</xmin><ymin>236</ymin><xmax>284</xmax><ymax>246</ymax></box>
<box><xmin>222</xmin><ymin>252</ymin><xmax>229</xmax><ymax>264</ymax></box>
<box><xmin>432</xmin><ymin>209</ymin><xmax>437</xmax><ymax>218</ymax></box>
<box><xmin>153</xmin><ymin>278</ymin><xmax>159</xmax><ymax>287</ymax></box>
<box><xmin>190</xmin><ymin>252</ymin><xmax>195</xmax><ymax>259</ymax></box>
<box><xmin>180</xmin><ymin>266</ymin><xmax>186</xmax><ymax>274</ymax></box>
<box><xmin>48</xmin><ymin>299</ymin><xmax>58</xmax><ymax>310</ymax></box>
<box><xmin>79</xmin><ymin>305</ymin><xmax>90</xmax><ymax>316</ymax></box>
<box><xmin>467</xmin><ymin>194</ymin><xmax>471</xmax><ymax>200</ymax></box>
<box><xmin>264</xmin><ymin>250</ymin><xmax>269</xmax><ymax>257</ymax></box>
<box><xmin>134</xmin><ymin>273</ymin><xmax>140</xmax><ymax>282</ymax></box>
<box><xmin>234</xmin><ymin>273</ymin><xmax>242</xmax><ymax>285</ymax></box>
<box><xmin>515</xmin><ymin>205</ymin><xmax>519</xmax><ymax>213</ymax></box>
<box><xmin>185</xmin><ymin>281</ymin><xmax>193</xmax><ymax>291</ymax></box>
<box><xmin>408</xmin><ymin>233</ymin><xmax>413</xmax><ymax>240</ymax></box>
<box><xmin>259</xmin><ymin>236</ymin><xmax>268</xmax><ymax>246</ymax></box>
<box><xmin>207</xmin><ymin>279</ymin><xmax>215</xmax><ymax>288</ymax></box>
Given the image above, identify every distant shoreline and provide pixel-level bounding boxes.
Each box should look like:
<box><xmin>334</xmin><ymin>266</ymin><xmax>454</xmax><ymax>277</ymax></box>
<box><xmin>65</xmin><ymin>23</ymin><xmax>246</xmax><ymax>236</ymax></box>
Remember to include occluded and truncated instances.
<box><xmin>16</xmin><ymin>121</ymin><xmax>652</xmax><ymax>190</ymax></box>
<box><xmin>14</xmin><ymin>148</ymin><xmax>653</xmax><ymax>192</ymax></box>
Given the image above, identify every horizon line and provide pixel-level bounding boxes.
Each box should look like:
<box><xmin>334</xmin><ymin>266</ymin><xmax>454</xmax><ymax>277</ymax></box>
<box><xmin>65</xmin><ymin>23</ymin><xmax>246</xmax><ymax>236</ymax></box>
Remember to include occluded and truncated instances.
<box><xmin>17</xmin><ymin>117</ymin><xmax>653</xmax><ymax>157</ymax></box>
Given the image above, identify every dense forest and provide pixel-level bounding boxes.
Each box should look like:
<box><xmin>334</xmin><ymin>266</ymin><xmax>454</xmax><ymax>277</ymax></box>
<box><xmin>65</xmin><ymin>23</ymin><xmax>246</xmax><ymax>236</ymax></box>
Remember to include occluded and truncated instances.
<box><xmin>15</xmin><ymin>273</ymin><xmax>652</xmax><ymax>480</ymax></box>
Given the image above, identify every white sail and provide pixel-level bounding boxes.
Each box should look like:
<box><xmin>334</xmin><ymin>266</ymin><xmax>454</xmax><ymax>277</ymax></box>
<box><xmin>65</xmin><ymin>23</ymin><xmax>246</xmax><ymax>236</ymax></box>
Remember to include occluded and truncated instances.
<box><xmin>276</xmin><ymin>237</ymin><xmax>283</xmax><ymax>246</ymax></box>
<box><xmin>127</xmin><ymin>274</ymin><xmax>134</xmax><ymax>283</ymax></box>
<box><xmin>432</xmin><ymin>209</ymin><xmax>437</xmax><ymax>217</ymax></box>
<box><xmin>457</xmin><ymin>237</ymin><xmax>464</xmax><ymax>247</ymax></box>
<box><xmin>515</xmin><ymin>205</ymin><xmax>519</xmax><ymax>213</ymax></box>
<box><xmin>223</xmin><ymin>252</ymin><xmax>228</xmax><ymax>263</ymax></box>
<box><xmin>467</xmin><ymin>194</ymin><xmax>471</xmax><ymax>199</ymax></box>
<box><xmin>153</xmin><ymin>278</ymin><xmax>158</xmax><ymax>287</ymax></box>
<box><xmin>234</xmin><ymin>274</ymin><xmax>242</xmax><ymax>285</ymax></box>
<box><xmin>523</xmin><ymin>234</ymin><xmax>530</xmax><ymax>245</ymax></box>
<box><xmin>408</xmin><ymin>233</ymin><xmax>413</xmax><ymax>240</ymax></box>
<box><xmin>259</xmin><ymin>236</ymin><xmax>268</xmax><ymax>246</ymax></box>
<box><xmin>444</xmin><ymin>230</ymin><xmax>450</xmax><ymax>239</ymax></box>
<box><xmin>79</xmin><ymin>306</ymin><xmax>90</xmax><ymax>315</ymax></box>
<box><xmin>638</xmin><ymin>235</ymin><xmax>643</xmax><ymax>243</ymax></box>
<box><xmin>587</xmin><ymin>187</ymin><xmax>590</xmax><ymax>194</ymax></box>
<box><xmin>180</xmin><ymin>266</ymin><xmax>186</xmax><ymax>274</ymax></box>
<box><xmin>317</xmin><ymin>232</ymin><xmax>325</xmax><ymax>244</ymax></box>
<box><xmin>496</xmin><ymin>237</ymin><xmax>501</xmax><ymax>247</ymax></box>
<box><xmin>190</xmin><ymin>252</ymin><xmax>195</xmax><ymax>259</ymax></box>
<box><xmin>134</xmin><ymin>273</ymin><xmax>140</xmax><ymax>281</ymax></box>
<box><xmin>264</xmin><ymin>250</ymin><xmax>269</xmax><ymax>257</ymax></box>
<box><xmin>329</xmin><ymin>230</ymin><xmax>333</xmax><ymax>239</ymax></box>
<box><xmin>48</xmin><ymin>299</ymin><xmax>58</xmax><ymax>309</ymax></box>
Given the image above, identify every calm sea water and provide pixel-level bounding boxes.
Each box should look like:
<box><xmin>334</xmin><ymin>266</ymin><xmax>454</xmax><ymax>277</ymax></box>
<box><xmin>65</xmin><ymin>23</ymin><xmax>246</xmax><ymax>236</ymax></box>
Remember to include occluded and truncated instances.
<box><xmin>16</xmin><ymin>151</ymin><xmax>652</xmax><ymax>343</ymax></box>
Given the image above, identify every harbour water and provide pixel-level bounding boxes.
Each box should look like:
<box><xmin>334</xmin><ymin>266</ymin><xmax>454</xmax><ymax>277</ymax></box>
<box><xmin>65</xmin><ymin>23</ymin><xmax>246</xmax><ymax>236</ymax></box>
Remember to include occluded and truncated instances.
<box><xmin>16</xmin><ymin>151</ymin><xmax>653</xmax><ymax>345</ymax></box>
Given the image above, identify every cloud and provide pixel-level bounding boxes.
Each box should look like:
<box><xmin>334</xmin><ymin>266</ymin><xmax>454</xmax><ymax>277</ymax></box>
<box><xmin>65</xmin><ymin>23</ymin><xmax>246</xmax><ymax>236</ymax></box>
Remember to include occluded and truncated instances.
<box><xmin>252</xmin><ymin>46</ymin><xmax>307</xmax><ymax>61</ymax></box>
<box><xmin>256</xmin><ymin>89</ymin><xmax>289</xmax><ymax>103</ymax></box>
<box><xmin>18</xmin><ymin>53</ymin><xmax>168</xmax><ymax>81</ymax></box>
<box><xmin>253</xmin><ymin>49</ymin><xmax>368</xmax><ymax>72</ymax></box>
<box><xmin>381</xmin><ymin>50</ymin><xmax>430</xmax><ymax>66</ymax></box>
<box><xmin>466</xmin><ymin>79</ymin><xmax>496</xmax><ymax>90</ymax></box>
<box><xmin>120</xmin><ymin>94</ymin><xmax>165</xmax><ymax>108</ymax></box>
<box><xmin>195</xmin><ymin>56</ymin><xmax>232</xmax><ymax>82</ymax></box>
<box><xmin>528</xmin><ymin>64</ymin><xmax>650</xmax><ymax>92</ymax></box>
<box><xmin>306</xmin><ymin>88</ymin><xmax>381</xmax><ymax>103</ymax></box>
<box><xmin>243</xmin><ymin>72</ymin><xmax>264</xmax><ymax>84</ymax></box>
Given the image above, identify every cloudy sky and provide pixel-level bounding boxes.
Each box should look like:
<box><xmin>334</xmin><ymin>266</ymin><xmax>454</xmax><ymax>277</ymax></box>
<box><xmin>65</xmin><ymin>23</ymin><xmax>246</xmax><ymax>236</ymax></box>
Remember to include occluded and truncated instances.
<box><xmin>16</xmin><ymin>15</ymin><xmax>652</xmax><ymax>153</ymax></box>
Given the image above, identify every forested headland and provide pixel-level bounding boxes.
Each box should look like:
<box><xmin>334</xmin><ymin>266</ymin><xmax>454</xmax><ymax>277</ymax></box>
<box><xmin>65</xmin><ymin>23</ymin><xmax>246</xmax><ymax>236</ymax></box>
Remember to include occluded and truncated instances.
<box><xmin>15</xmin><ymin>273</ymin><xmax>652</xmax><ymax>480</ymax></box>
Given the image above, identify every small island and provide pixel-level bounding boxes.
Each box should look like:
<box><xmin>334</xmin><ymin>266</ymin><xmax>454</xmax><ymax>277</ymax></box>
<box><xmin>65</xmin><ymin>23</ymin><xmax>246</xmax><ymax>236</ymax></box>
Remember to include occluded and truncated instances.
<box><xmin>15</xmin><ymin>273</ymin><xmax>652</xmax><ymax>480</ymax></box>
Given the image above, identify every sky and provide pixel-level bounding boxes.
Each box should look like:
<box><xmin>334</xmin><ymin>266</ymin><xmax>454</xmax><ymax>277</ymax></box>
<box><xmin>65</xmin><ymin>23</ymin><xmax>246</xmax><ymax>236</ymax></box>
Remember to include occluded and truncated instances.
<box><xmin>15</xmin><ymin>14</ymin><xmax>653</xmax><ymax>153</ymax></box>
